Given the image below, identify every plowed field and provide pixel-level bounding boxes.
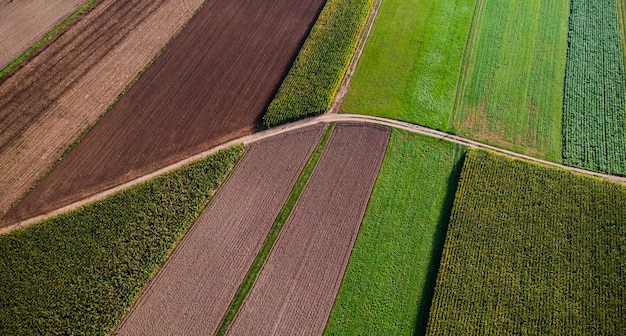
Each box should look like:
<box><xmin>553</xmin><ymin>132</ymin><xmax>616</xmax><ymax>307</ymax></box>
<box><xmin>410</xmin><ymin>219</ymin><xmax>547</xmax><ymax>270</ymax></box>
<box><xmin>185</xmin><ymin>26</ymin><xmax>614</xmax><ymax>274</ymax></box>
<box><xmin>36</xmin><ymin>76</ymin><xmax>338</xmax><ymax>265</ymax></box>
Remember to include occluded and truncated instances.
<box><xmin>114</xmin><ymin>125</ymin><xmax>325</xmax><ymax>335</ymax></box>
<box><xmin>0</xmin><ymin>0</ymin><xmax>86</xmax><ymax>69</ymax></box>
<box><xmin>4</xmin><ymin>0</ymin><xmax>327</xmax><ymax>225</ymax></box>
<box><xmin>0</xmin><ymin>0</ymin><xmax>207</xmax><ymax>219</ymax></box>
<box><xmin>226</xmin><ymin>123</ymin><xmax>390</xmax><ymax>335</ymax></box>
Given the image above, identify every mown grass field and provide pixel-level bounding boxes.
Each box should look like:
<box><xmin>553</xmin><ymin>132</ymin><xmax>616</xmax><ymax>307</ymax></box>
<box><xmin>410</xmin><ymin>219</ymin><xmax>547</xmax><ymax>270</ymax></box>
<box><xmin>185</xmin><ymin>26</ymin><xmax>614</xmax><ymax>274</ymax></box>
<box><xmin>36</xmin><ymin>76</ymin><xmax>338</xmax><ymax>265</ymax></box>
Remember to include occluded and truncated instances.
<box><xmin>451</xmin><ymin>0</ymin><xmax>569</xmax><ymax>162</ymax></box>
<box><xmin>324</xmin><ymin>129</ymin><xmax>465</xmax><ymax>335</ymax></box>
<box><xmin>0</xmin><ymin>147</ymin><xmax>243</xmax><ymax>335</ymax></box>
<box><xmin>427</xmin><ymin>149</ymin><xmax>626</xmax><ymax>334</ymax></box>
<box><xmin>562</xmin><ymin>0</ymin><xmax>626</xmax><ymax>175</ymax></box>
<box><xmin>341</xmin><ymin>0</ymin><xmax>476</xmax><ymax>131</ymax></box>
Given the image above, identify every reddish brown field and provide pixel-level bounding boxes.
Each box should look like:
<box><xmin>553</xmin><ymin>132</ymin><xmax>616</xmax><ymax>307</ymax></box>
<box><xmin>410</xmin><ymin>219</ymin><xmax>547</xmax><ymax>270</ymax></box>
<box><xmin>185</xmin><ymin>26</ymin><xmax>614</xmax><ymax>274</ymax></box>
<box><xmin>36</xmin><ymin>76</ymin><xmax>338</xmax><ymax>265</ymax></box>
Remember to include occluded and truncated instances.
<box><xmin>4</xmin><ymin>0</ymin><xmax>327</xmax><ymax>225</ymax></box>
<box><xmin>114</xmin><ymin>124</ymin><xmax>325</xmax><ymax>335</ymax></box>
<box><xmin>0</xmin><ymin>0</ymin><xmax>207</xmax><ymax>220</ymax></box>
<box><xmin>226</xmin><ymin>123</ymin><xmax>390</xmax><ymax>335</ymax></box>
<box><xmin>0</xmin><ymin>0</ymin><xmax>86</xmax><ymax>69</ymax></box>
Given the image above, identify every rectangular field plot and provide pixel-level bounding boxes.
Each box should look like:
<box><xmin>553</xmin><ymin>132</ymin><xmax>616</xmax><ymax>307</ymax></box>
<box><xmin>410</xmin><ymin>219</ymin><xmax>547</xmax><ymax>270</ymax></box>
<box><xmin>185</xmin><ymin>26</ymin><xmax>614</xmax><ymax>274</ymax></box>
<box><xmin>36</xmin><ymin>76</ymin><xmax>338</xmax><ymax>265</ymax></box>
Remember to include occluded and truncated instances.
<box><xmin>427</xmin><ymin>149</ymin><xmax>626</xmax><ymax>335</ymax></box>
<box><xmin>452</xmin><ymin>0</ymin><xmax>569</xmax><ymax>162</ymax></box>
<box><xmin>226</xmin><ymin>123</ymin><xmax>390</xmax><ymax>335</ymax></box>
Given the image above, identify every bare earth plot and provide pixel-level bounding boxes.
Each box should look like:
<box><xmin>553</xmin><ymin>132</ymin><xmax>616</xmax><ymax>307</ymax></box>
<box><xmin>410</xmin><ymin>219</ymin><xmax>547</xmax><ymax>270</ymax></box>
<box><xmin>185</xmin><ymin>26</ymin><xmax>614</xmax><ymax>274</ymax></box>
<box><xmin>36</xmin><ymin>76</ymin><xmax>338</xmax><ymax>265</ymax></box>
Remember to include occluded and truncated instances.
<box><xmin>0</xmin><ymin>0</ymin><xmax>86</xmax><ymax>69</ymax></box>
<box><xmin>5</xmin><ymin>0</ymin><xmax>328</xmax><ymax>226</ymax></box>
<box><xmin>114</xmin><ymin>125</ymin><xmax>325</xmax><ymax>335</ymax></box>
<box><xmin>0</xmin><ymin>0</ymin><xmax>208</xmax><ymax>219</ymax></box>
<box><xmin>226</xmin><ymin>123</ymin><xmax>390</xmax><ymax>335</ymax></box>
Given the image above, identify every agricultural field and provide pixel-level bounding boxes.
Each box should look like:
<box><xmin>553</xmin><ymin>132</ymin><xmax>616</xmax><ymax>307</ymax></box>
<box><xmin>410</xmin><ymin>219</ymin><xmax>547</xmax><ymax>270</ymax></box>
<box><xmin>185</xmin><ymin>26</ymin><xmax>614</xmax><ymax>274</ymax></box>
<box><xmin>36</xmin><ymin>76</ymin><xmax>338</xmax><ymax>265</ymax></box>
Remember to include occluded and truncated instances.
<box><xmin>427</xmin><ymin>149</ymin><xmax>626</xmax><ymax>334</ymax></box>
<box><xmin>0</xmin><ymin>0</ymin><xmax>87</xmax><ymax>71</ymax></box>
<box><xmin>341</xmin><ymin>0</ymin><xmax>476</xmax><ymax>130</ymax></box>
<box><xmin>227</xmin><ymin>123</ymin><xmax>390</xmax><ymax>334</ymax></box>
<box><xmin>0</xmin><ymin>0</ymin><xmax>208</xmax><ymax>220</ymax></box>
<box><xmin>4</xmin><ymin>0</ymin><xmax>327</xmax><ymax>226</ymax></box>
<box><xmin>0</xmin><ymin>147</ymin><xmax>242</xmax><ymax>335</ymax></box>
<box><xmin>562</xmin><ymin>0</ymin><xmax>626</xmax><ymax>175</ymax></box>
<box><xmin>451</xmin><ymin>0</ymin><xmax>569</xmax><ymax>162</ymax></box>
<box><xmin>116</xmin><ymin>125</ymin><xmax>324</xmax><ymax>335</ymax></box>
<box><xmin>325</xmin><ymin>130</ymin><xmax>465</xmax><ymax>335</ymax></box>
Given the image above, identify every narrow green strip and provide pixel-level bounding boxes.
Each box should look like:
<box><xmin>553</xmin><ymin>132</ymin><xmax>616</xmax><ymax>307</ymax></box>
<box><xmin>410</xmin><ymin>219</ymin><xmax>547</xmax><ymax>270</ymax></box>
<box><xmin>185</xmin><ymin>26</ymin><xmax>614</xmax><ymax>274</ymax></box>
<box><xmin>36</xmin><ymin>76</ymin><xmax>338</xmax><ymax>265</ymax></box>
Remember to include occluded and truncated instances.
<box><xmin>215</xmin><ymin>123</ymin><xmax>335</xmax><ymax>336</ymax></box>
<box><xmin>0</xmin><ymin>0</ymin><xmax>100</xmax><ymax>81</ymax></box>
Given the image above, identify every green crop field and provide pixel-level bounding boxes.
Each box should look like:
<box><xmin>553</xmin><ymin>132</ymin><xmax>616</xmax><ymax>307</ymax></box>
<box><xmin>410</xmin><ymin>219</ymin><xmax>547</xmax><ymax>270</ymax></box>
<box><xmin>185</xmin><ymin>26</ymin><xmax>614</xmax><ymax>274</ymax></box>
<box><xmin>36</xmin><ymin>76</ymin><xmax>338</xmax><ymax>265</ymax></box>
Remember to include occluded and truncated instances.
<box><xmin>324</xmin><ymin>130</ymin><xmax>465</xmax><ymax>335</ymax></box>
<box><xmin>427</xmin><ymin>149</ymin><xmax>626</xmax><ymax>335</ymax></box>
<box><xmin>341</xmin><ymin>0</ymin><xmax>476</xmax><ymax>131</ymax></box>
<box><xmin>562</xmin><ymin>0</ymin><xmax>626</xmax><ymax>176</ymax></box>
<box><xmin>451</xmin><ymin>0</ymin><xmax>569</xmax><ymax>162</ymax></box>
<box><xmin>0</xmin><ymin>147</ymin><xmax>243</xmax><ymax>335</ymax></box>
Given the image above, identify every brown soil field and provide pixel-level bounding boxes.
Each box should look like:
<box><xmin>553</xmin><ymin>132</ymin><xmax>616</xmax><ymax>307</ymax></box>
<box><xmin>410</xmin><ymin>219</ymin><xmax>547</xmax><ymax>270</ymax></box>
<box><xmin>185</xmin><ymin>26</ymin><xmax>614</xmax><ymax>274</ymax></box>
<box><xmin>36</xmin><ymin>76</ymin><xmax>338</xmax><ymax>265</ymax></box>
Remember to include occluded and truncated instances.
<box><xmin>0</xmin><ymin>0</ymin><xmax>207</xmax><ymax>220</ymax></box>
<box><xmin>0</xmin><ymin>0</ymin><xmax>86</xmax><ymax>70</ymax></box>
<box><xmin>226</xmin><ymin>123</ymin><xmax>390</xmax><ymax>335</ymax></box>
<box><xmin>113</xmin><ymin>124</ymin><xmax>325</xmax><ymax>336</ymax></box>
<box><xmin>4</xmin><ymin>0</ymin><xmax>327</xmax><ymax>226</ymax></box>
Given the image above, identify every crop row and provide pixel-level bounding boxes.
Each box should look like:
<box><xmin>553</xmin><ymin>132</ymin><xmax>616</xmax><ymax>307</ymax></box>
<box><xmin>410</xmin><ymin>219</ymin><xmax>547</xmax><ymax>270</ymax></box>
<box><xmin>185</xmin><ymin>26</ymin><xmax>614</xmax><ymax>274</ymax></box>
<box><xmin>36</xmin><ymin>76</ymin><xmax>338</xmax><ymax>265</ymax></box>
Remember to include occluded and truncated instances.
<box><xmin>562</xmin><ymin>0</ymin><xmax>626</xmax><ymax>175</ymax></box>
<box><xmin>261</xmin><ymin>0</ymin><xmax>374</xmax><ymax>128</ymax></box>
<box><xmin>426</xmin><ymin>149</ymin><xmax>626</xmax><ymax>334</ymax></box>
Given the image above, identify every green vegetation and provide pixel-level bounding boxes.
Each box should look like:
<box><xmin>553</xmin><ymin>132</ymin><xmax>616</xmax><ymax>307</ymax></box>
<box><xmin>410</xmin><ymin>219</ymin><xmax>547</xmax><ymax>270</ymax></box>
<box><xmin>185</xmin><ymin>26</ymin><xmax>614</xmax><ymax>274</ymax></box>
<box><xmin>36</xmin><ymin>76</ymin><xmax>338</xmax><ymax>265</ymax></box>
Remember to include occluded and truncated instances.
<box><xmin>215</xmin><ymin>124</ymin><xmax>335</xmax><ymax>335</ymax></box>
<box><xmin>262</xmin><ymin>0</ymin><xmax>374</xmax><ymax>128</ymax></box>
<box><xmin>324</xmin><ymin>130</ymin><xmax>465</xmax><ymax>335</ymax></box>
<box><xmin>427</xmin><ymin>149</ymin><xmax>626</xmax><ymax>335</ymax></box>
<box><xmin>0</xmin><ymin>146</ymin><xmax>244</xmax><ymax>335</ymax></box>
<box><xmin>452</xmin><ymin>0</ymin><xmax>569</xmax><ymax>162</ymax></box>
<box><xmin>562</xmin><ymin>0</ymin><xmax>626</xmax><ymax>175</ymax></box>
<box><xmin>341</xmin><ymin>0</ymin><xmax>476</xmax><ymax>130</ymax></box>
<box><xmin>0</xmin><ymin>0</ymin><xmax>100</xmax><ymax>81</ymax></box>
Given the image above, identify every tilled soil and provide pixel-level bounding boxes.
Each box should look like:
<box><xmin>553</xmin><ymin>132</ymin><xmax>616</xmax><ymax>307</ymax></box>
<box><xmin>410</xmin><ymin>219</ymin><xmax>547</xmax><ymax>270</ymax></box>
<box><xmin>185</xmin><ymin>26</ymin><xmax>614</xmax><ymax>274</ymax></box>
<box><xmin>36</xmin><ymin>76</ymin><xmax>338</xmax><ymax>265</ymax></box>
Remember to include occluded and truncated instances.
<box><xmin>113</xmin><ymin>124</ymin><xmax>325</xmax><ymax>336</ymax></box>
<box><xmin>0</xmin><ymin>0</ymin><xmax>207</xmax><ymax>219</ymax></box>
<box><xmin>4</xmin><ymin>0</ymin><xmax>327</xmax><ymax>226</ymax></box>
<box><xmin>226</xmin><ymin>123</ymin><xmax>390</xmax><ymax>335</ymax></box>
<box><xmin>0</xmin><ymin>0</ymin><xmax>86</xmax><ymax>69</ymax></box>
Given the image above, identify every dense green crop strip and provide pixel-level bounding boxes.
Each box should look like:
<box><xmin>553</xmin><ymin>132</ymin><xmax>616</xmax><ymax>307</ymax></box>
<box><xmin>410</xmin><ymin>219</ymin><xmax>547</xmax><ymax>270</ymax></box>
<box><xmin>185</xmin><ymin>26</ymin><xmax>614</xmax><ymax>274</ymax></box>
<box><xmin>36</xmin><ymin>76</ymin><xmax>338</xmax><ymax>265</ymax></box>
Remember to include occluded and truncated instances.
<box><xmin>215</xmin><ymin>124</ymin><xmax>334</xmax><ymax>336</ymax></box>
<box><xmin>452</xmin><ymin>0</ymin><xmax>569</xmax><ymax>162</ymax></box>
<box><xmin>427</xmin><ymin>149</ymin><xmax>626</xmax><ymax>335</ymax></box>
<box><xmin>324</xmin><ymin>130</ymin><xmax>465</xmax><ymax>335</ymax></box>
<box><xmin>562</xmin><ymin>0</ymin><xmax>626</xmax><ymax>175</ymax></box>
<box><xmin>341</xmin><ymin>0</ymin><xmax>476</xmax><ymax>130</ymax></box>
<box><xmin>262</xmin><ymin>0</ymin><xmax>374</xmax><ymax>128</ymax></box>
<box><xmin>0</xmin><ymin>0</ymin><xmax>100</xmax><ymax>81</ymax></box>
<box><xmin>0</xmin><ymin>146</ymin><xmax>243</xmax><ymax>335</ymax></box>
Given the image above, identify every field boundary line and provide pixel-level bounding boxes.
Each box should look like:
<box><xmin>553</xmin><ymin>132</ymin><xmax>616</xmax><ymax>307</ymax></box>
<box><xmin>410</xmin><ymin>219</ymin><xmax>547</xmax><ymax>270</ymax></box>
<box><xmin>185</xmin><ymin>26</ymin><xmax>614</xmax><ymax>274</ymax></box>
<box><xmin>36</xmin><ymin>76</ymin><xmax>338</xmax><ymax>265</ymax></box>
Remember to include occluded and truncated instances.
<box><xmin>328</xmin><ymin>0</ymin><xmax>382</xmax><ymax>114</ymax></box>
<box><xmin>4</xmin><ymin>114</ymin><xmax>626</xmax><ymax>235</ymax></box>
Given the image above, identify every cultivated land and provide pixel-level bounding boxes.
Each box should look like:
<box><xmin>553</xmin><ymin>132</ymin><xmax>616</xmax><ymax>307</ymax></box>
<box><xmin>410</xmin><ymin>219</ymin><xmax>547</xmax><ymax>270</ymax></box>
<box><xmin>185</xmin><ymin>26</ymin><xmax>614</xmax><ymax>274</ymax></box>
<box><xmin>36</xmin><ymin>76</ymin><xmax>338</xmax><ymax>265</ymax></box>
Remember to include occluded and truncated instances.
<box><xmin>227</xmin><ymin>123</ymin><xmax>390</xmax><ymax>335</ymax></box>
<box><xmin>0</xmin><ymin>0</ymin><xmax>86</xmax><ymax>70</ymax></box>
<box><xmin>0</xmin><ymin>147</ymin><xmax>242</xmax><ymax>335</ymax></box>
<box><xmin>4</xmin><ymin>0</ymin><xmax>327</xmax><ymax>226</ymax></box>
<box><xmin>452</xmin><ymin>0</ymin><xmax>569</xmax><ymax>162</ymax></box>
<box><xmin>0</xmin><ymin>0</ymin><xmax>208</xmax><ymax>219</ymax></box>
<box><xmin>427</xmin><ymin>149</ymin><xmax>626</xmax><ymax>334</ymax></box>
<box><xmin>115</xmin><ymin>125</ymin><xmax>325</xmax><ymax>335</ymax></box>
<box><xmin>562</xmin><ymin>0</ymin><xmax>626</xmax><ymax>175</ymax></box>
<box><xmin>325</xmin><ymin>130</ymin><xmax>465</xmax><ymax>335</ymax></box>
<box><xmin>341</xmin><ymin>0</ymin><xmax>476</xmax><ymax>130</ymax></box>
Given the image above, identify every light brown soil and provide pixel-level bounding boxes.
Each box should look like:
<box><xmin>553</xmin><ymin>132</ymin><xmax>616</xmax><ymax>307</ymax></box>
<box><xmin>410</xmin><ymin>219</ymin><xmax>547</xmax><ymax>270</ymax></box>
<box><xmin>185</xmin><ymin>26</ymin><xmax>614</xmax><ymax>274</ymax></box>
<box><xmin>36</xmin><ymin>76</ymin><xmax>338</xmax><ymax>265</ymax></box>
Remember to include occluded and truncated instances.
<box><xmin>3</xmin><ymin>0</ymin><xmax>327</xmax><ymax>226</ymax></box>
<box><xmin>226</xmin><ymin>123</ymin><xmax>390</xmax><ymax>335</ymax></box>
<box><xmin>113</xmin><ymin>124</ymin><xmax>325</xmax><ymax>336</ymax></box>
<box><xmin>0</xmin><ymin>0</ymin><xmax>208</xmax><ymax>220</ymax></box>
<box><xmin>0</xmin><ymin>0</ymin><xmax>86</xmax><ymax>69</ymax></box>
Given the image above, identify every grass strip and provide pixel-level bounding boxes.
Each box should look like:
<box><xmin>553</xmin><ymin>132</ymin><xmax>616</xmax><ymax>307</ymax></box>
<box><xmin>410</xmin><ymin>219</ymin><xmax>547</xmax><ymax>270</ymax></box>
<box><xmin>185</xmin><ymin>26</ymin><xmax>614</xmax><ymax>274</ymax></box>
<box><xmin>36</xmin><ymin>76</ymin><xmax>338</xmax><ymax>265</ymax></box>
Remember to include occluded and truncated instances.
<box><xmin>0</xmin><ymin>146</ymin><xmax>244</xmax><ymax>335</ymax></box>
<box><xmin>215</xmin><ymin>123</ymin><xmax>335</xmax><ymax>335</ymax></box>
<box><xmin>262</xmin><ymin>0</ymin><xmax>375</xmax><ymax>128</ymax></box>
<box><xmin>0</xmin><ymin>0</ymin><xmax>100</xmax><ymax>82</ymax></box>
<box><xmin>324</xmin><ymin>129</ymin><xmax>466</xmax><ymax>335</ymax></box>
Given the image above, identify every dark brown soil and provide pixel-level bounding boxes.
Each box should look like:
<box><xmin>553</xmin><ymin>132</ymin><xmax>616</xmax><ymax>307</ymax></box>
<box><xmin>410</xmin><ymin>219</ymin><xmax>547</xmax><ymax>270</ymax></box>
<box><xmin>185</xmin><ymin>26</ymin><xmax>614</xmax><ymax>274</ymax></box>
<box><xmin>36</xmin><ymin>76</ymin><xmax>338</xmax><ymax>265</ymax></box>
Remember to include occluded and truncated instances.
<box><xmin>5</xmin><ymin>0</ymin><xmax>327</xmax><ymax>225</ymax></box>
<box><xmin>114</xmin><ymin>124</ymin><xmax>325</xmax><ymax>335</ymax></box>
<box><xmin>226</xmin><ymin>123</ymin><xmax>390</xmax><ymax>335</ymax></box>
